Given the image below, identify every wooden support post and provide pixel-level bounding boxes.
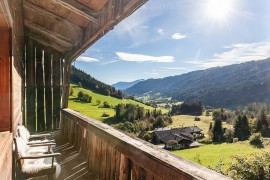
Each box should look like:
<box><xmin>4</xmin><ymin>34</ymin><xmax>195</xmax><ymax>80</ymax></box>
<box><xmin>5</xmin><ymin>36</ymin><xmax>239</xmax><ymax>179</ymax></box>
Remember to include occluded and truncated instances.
<box><xmin>25</xmin><ymin>39</ymin><xmax>36</xmax><ymax>132</ymax></box>
<box><xmin>62</xmin><ymin>60</ymin><xmax>71</xmax><ymax>109</ymax></box>
<box><xmin>52</xmin><ymin>51</ymin><xmax>61</xmax><ymax>129</ymax></box>
<box><xmin>44</xmin><ymin>49</ymin><xmax>53</xmax><ymax>130</ymax></box>
<box><xmin>36</xmin><ymin>44</ymin><xmax>45</xmax><ymax>131</ymax></box>
<box><xmin>119</xmin><ymin>154</ymin><xmax>131</xmax><ymax>180</ymax></box>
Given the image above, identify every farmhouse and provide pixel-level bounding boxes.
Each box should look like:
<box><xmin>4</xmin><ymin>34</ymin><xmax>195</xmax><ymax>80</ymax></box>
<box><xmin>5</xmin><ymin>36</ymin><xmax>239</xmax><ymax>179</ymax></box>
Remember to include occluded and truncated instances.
<box><xmin>151</xmin><ymin>126</ymin><xmax>203</xmax><ymax>149</ymax></box>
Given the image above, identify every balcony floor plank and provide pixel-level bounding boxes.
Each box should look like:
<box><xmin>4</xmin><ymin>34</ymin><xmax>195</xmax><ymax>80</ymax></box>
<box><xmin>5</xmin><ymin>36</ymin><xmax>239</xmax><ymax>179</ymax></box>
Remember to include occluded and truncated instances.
<box><xmin>29</xmin><ymin>132</ymin><xmax>98</xmax><ymax>180</ymax></box>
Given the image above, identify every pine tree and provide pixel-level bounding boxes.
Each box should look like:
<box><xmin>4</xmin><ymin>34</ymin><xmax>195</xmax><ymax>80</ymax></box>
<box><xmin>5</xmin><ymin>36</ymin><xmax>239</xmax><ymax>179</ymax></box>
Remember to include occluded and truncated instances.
<box><xmin>256</xmin><ymin>109</ymin><xmax>270</xmax><ymax>137</ymax></box>
<box><xmin>234</xmin><ymin>115</ymin><xmax>250</xmax><ymax>141</ymax></box>
<box><xmin>212</xmin><ymin>119</ymin><xmax>223</xmax><ymax>142</ymax></box>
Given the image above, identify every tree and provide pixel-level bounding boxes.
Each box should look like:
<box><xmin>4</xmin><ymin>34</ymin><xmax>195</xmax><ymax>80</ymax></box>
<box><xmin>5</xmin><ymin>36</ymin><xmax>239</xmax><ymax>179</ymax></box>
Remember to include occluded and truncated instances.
<box><xmin>103</xmin><ymin>101</ymin><xmax>110</xmax><ymax>108</ymax></box>
<box><xmin>77</xmin><ymin>91</ymin><xmax>84</xmax><ymax>100</ymax></box>
<box><xmin>96</xmin><ymin>100</ymin><xmax>101</xmax><ymax>105</ymax></box>
<box><xmin>234</xmin><ymin>115</ymin><xmax>251</xmax><ymax>141</ymax></box>
<box><xmin>78</xmin><ymin>82</ymin><xmax>82</xmax><ymax>88</ymax></box>
<box><xmin>212</xmin><ymin>109</ymin><xmax>221</xmax><ymax>121</ymax></box>
<box><xmin>256</xmin><ymin>109</ymin><xmax>270</xmax><ymax>137</ymax></box>
<box><xmin>69</xmin><ymin>86</ymin><xmax>74</xmax><ymax>96</ymax></box>
<box><xmin>153</xmin><ymin>116</ymin><xmax>165</xmax><ymax>129</ymax></box>
<box><xmin>212</xmin><ymin>119</ymin><xmax>223</xmax><ymax>142</ymax></box>
<box><xmin>224</xmin><ymin>127</ymin><xmax>234</xmax><ymax>143</ymax></box>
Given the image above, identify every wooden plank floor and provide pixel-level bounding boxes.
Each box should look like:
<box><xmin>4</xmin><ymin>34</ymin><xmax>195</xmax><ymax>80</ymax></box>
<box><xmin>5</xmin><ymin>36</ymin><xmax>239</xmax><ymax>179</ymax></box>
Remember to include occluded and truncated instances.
<box><xmin>29</xmin><ymin>131</ymin><xmax>98</xmax><ymax>180</ymax></box>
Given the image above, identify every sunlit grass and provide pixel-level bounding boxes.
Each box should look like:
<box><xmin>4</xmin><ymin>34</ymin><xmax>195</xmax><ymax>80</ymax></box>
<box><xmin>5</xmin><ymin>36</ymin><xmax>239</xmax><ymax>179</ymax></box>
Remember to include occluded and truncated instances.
<box><xmin>172</xmin><ymin>142</ymin><xmax>264</xmax><ymax>169</ymax></box>
<box><xmin>68</xmin><ymin>85</ymin><xmax>153</xmax><ymax>121</ymax></box>
<box><xmin>170</xmin><ymin>115</ymin><xmax>228</xmax><ymax>134</ymax></box>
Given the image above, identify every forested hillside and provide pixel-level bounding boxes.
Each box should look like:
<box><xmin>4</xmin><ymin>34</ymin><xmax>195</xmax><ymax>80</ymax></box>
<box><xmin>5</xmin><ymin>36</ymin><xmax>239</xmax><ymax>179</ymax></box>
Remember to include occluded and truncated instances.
<box><xmin>70</xmin><ymin>66</ymin><xmax>123</xmax><ymax>99</ymax></box>
<box><xmin>125</xmin><ymin>59</ymin><xmax>270</xmax><ymax>108</ymax></box>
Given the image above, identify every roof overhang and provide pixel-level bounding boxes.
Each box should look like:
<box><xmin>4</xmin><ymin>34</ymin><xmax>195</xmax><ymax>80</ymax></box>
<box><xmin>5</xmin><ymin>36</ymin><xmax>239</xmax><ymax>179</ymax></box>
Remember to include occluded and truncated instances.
<box><xmin>22</xmin><ymin>0</ymin><xmax>148</xmax><ymax>62</ymax></box>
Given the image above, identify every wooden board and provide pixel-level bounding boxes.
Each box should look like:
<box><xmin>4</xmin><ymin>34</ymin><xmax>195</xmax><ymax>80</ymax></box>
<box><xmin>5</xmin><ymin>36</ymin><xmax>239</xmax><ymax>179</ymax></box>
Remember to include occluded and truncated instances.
<box><xmin>0</xmin><ymin>132</ymin><xmax>12</xmax><ymax>179</ymax></box>
<box><xmin>44</xmin><ymin>49</ymin><xmax>53</xmax><ymax>130</ymax></box>
<box><xmin>35</xmin><ymin>44</ymin><xmax>45</xmax><ymax>131</ymax></box>
<box><xmin>0</xmin><ymin>30</ymin><xmax>11</xmax><ymax>132</ymax></box>
<box><xmin>52</xmin><ymin>51</ymin><xmax>61</xmax><ymax>129</ymax></box>
<box><xmin>25</xmin><ymin>39</ymin><xmax>36</xmax><ymax>132</ymax></box>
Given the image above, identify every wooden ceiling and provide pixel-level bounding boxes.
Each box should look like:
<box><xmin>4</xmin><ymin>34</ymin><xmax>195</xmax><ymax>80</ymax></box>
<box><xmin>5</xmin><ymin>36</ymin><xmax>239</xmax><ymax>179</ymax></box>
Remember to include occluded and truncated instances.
<box><xmin>23</xmin><ymin>0</ymin><xmax>148</xmax><ymax>62</ymax></box>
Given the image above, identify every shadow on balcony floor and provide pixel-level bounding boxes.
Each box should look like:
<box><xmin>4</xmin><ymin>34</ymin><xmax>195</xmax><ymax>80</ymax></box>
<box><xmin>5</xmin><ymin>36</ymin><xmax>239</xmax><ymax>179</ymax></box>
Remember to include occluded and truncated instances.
<box><xmin>29</xmin><ymin>131</ymin><xmax>98</xmax><ymax>180</ymax></box>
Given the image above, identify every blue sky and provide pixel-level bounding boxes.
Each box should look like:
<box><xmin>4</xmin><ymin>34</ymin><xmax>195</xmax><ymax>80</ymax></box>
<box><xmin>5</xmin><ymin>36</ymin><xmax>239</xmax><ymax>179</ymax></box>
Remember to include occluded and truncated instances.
<box><xmin>74</xmin><ymin>0</ymin><xmax>270</xmax><ymax>85</ymax></box>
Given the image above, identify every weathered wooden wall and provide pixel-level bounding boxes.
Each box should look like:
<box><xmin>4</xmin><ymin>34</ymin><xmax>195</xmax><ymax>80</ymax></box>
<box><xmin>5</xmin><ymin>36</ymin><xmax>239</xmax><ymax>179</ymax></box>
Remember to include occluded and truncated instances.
<box><xmin>61</xmin><ymin>109</ymin><xmax>230</xmax><ymax>180</ymax></box>
<box><xmin>0</xmin><ymin>132</ymin><xmax>13</xmax><ymax>179</ymax></box>
<box><xmin>0</xmin><ymin>30</ymin><xmax>11</xmax><ymax>132</ymax></box>
<box><xmin>9</xmin><ymin>0</ymin><xmax>24</xmax><ymax>135</ymax></box>
<box><xmin>24</xmin><ymin>41</ymin><xmax>70</xmax><ymax>132</ymax></box>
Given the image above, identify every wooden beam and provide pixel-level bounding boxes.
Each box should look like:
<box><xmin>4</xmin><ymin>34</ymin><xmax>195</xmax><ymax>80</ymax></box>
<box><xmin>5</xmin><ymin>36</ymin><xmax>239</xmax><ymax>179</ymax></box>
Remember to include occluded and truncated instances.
<box><xmin>27</xmin><ymin>32</ymin><xmax>67</xmax><ymax>53</ymax></box>
<box><xmin>56</xmin><ymin>0</ymin><xmax>99</xmax><ymax>23</ymax></box>
<box><xmin>25</xmin><ymin>19</ymin><xmax>73</xmax><ymax>48</ymax></box>
<box><xmin>65</xmin><ymin>0</ymin><xmax>149</xmax><ymax>63</ymax></box>
<box><xmin>24</xmin><ymin>1</ymin><xmax>82</xmax><ymax>35</ymax></box>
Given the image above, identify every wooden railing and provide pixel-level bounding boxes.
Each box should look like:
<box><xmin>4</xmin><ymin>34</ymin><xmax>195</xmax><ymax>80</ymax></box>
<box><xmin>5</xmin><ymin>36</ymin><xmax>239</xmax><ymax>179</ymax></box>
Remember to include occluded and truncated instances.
<box><xmin>61</xmin><ymin>109</ymin><xmax>230</xmax><ymax>180</ymax></box>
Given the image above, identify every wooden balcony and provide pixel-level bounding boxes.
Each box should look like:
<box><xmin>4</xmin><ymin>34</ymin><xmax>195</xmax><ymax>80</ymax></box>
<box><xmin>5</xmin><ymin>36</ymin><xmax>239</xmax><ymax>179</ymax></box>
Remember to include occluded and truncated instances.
<box><xmin>48</xmin><ymin>109</ymin><xmax>230</xmax><ymax>180</ymax></box>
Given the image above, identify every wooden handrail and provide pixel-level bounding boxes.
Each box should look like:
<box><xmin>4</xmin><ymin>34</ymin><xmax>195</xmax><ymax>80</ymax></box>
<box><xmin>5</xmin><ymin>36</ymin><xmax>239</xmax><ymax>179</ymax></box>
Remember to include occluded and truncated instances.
<box><xmin>61</xmin><ymin>108</ymin><xmax>230</xmax><ymax>180</ymax></box>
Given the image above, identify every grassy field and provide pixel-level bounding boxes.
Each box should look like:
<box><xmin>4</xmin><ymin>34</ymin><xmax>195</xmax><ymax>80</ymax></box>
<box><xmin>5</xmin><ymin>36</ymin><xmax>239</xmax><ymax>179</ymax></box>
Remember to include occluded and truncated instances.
<box><xmin>172</xmin><ymin>142</ymin><xmax>265</xmax><ymax>169</ymax></box>
<box><xmin>68</xmin><ymin>86</ymin><xmax>153</xmax><ymax>121</ymax></box>
<box><xmin>170</xmin><ymin>115</ymin><xmax>229</xmax><ymax>134</ymax></box>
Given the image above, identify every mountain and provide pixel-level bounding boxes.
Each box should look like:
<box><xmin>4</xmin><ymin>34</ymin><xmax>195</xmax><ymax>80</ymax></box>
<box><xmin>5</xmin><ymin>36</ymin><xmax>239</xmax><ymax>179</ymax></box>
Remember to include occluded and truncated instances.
<box><xmin>124</xmin><ymin>59</ymin><xmax>270</xmax><ymax>108</ymax></box>
<box><xmin>70</xmin><ymin>66</ymin><xmax>123</xmax><ymax>99</ymax></box>
<box><xmin>112</xmin><ymin>79</ymin><xmax>144</xmax><ymax>90</ymax></box>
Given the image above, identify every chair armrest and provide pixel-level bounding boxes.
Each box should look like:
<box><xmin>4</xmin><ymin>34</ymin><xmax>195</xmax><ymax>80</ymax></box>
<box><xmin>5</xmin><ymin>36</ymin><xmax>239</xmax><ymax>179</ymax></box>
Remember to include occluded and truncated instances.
<box><xmin>29</xmin><ymin>143</ymin><xmax>56</xmax><ymax>147</ymax></box>
<box><xmin>20</xmin><ymin>153</ymin><xmax>61</xmax><ymax>159</ymax></box>
<box><xmin>27</xmin><ymin>140</ymin><xmax>55</xmax><ymax>145</ymax></box>
<box><xmin>30</xmin><ymin>133</ymin><xmax>51</xmax><ymax>138</ymax></box>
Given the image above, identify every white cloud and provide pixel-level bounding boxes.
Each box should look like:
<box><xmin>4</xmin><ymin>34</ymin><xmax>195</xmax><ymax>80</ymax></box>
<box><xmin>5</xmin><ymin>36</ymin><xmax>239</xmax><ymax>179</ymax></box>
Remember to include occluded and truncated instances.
<box><xmin>116</xmin><ymin>52</ymin><xmax>175</xmax><ymax>63</ymax></box>
<box><xmin>188</xmin><ymin>42</ymin><xmax>270</xmax><ymax>68</ymax></box>
<box><xmin>76</xmin><ymin>56</ymin><xmax>99</xmax><ymax>62</ymax></box>
<box><xmin>171</xmin><ymin>33</ymin><xmax>187</xmax><ymax>40</ymax></box>
<box><xmin>157</xmin><ymin>28</ymin><xmax>164</xmax><ymax>35</ymax></box>
<box><xmin>101</xmin><ymin>60</ymin><xmax>121</xmax><ymax>65</ymax></box>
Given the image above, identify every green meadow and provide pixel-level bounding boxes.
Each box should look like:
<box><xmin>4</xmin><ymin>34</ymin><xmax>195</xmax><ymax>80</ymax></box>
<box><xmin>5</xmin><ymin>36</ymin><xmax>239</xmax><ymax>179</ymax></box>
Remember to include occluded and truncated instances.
<box><xmin>172</xmin><ymin>142</ymin><xmax>266</xmax><ymax>169</ymax></box>
<box><xmin>68</xmin><ymin>86</ymin><xmax>153</xmax><ymax>122</ymax></box>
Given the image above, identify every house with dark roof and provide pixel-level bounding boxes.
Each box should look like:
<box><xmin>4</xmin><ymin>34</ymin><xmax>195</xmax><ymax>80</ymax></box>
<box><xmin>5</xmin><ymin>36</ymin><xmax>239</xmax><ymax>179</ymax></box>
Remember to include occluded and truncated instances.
<box><xmin>150</xmin><ymin>126</ymin><xmax>203</xmax><ymax>149</ymax></box>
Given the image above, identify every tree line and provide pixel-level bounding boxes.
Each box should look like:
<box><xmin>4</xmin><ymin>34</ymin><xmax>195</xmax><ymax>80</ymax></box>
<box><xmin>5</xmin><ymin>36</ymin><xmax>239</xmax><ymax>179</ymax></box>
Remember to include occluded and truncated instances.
<box><xmin>114</xmin><ymin>103</ymin><xmax>172</xmax><ymax>133</ymax></box>
<box><xmin>208</xmin><ymin>105</ymin><xmax>270</xmax><ymax>146</ymax></box>
<box><xmin>70</xmin><ymin>66</ymin><xmax>123</xmax><ymax>99</ymax></box>
<box><xmin>170</xmin><ymin>101</ymin><xmax>203</xmax><ymax>116</ymax></box>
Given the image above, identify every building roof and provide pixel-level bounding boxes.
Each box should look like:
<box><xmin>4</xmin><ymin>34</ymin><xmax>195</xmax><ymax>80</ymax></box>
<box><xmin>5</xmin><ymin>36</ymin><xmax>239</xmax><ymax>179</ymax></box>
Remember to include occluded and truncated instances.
<box><xmin>159</xmin><ymin>133</ymin><xmax>192</xmax><ymax>144</ymax></box>
<box><xmin>188</xmin><ymin>141</ymin><xmax>201</xmax><ymax>148</ymax></box>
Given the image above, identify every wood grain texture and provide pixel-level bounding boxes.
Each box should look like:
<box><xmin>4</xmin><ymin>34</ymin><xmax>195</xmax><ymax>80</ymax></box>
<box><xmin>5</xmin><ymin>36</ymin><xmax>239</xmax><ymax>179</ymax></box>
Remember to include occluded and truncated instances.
<box><xmin>61</xmin><ymin>109</ymin><xmax>231</xmax><ymax>180</ymax></box>
<box><xmin>25</xmin><ymin>39</ymin><xmax>36</xmax><ymax>132</ymax></box>
<box><xmin>44</xmin><ymin>49</ymin><xmax>53</xmax><ymax>130</ymax></box>
<box><xmin>36</xmin><ymin>44</ymin><xmax>45</xmax><ymax>131</ymax></box>
<box><xmin>0</xmin><ymin>132</ymin><xmax>12</xmax><ymax>179</ymax></box>
<box><xmin>0</xmin><ymin>30</ymin><xmax>11</xmax><ymax>132</ymax></box>
<box><xmin>52</xmin><ymin>51</ymin><xmax>61</xmax><ymax>129</ymax></box>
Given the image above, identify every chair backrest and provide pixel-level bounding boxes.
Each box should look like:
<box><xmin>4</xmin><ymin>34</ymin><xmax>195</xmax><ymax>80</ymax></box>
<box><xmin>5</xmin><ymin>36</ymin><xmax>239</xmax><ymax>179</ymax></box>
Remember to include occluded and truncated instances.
<box><xmin>17</xmin><ymin>125</ymin><xmax>30</xmax><ymax>142</ymax></box>
<box><xmin>14</xmin><ymin>137</ymin><xmax>28</xmax><ymax>171</ymax></box>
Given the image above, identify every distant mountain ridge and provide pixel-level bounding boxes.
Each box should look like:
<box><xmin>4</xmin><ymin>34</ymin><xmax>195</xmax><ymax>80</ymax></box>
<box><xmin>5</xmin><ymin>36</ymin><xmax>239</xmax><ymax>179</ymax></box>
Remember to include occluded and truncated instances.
<box><xmin>124</xmin><ymin>59</ymin><xmax>270</xmax><ymax>108</ymax></box>
<box><xmin>112</xmin><ymin>79</ymin><xmax>144</xmax><ymax>90</ymax></box>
